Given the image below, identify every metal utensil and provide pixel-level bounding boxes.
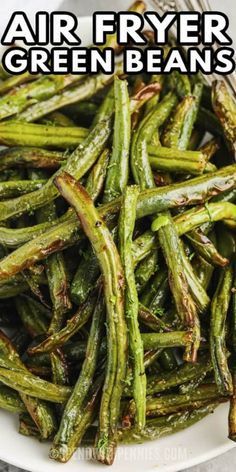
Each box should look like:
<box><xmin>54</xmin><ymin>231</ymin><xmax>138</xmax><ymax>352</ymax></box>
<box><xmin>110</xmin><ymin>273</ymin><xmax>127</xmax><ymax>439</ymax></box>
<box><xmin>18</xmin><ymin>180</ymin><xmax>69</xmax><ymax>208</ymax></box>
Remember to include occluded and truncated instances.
<box><xmin>150</xmin><ymin>0</ymin><xmax>236</xmax><ymax>95</ymax></box>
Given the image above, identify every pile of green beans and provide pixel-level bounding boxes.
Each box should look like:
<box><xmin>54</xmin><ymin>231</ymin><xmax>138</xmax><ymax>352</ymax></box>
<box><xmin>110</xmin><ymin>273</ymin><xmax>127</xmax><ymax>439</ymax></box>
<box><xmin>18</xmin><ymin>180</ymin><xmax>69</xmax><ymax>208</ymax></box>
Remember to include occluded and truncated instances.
<box><xmin>0</xmin><ymin>1</ymin><xmax>235</xmax><ymax>466</ymax></box>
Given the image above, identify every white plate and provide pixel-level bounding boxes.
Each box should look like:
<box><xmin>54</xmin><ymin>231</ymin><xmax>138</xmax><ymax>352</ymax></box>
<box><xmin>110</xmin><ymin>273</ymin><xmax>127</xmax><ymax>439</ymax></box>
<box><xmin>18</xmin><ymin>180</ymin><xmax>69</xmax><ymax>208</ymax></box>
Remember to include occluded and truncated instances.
<box><xmin>0</xmin><ymin>10</ymin><xmax>236</xmax><ymax>472</ymax></box>
<box><xmin>0</xmin><ymin>404</ymin><xmax>234</xmax><ymax>472</ymax></box>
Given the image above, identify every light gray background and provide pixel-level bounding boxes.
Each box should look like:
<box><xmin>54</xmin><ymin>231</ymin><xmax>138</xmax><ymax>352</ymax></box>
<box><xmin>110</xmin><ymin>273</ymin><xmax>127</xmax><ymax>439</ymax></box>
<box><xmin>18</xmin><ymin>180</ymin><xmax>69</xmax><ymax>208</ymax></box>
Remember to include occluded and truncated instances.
<box><xmin>0</xmin><ymin>1</ymin><xmax>236</xmax><ymax>471</ymax></box>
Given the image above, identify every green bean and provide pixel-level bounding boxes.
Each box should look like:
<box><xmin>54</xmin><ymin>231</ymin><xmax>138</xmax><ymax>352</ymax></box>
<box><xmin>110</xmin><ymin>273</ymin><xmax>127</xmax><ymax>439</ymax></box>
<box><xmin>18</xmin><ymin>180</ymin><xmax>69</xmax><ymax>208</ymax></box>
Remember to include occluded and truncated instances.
<box><xmin>29</xmin><ymin>329</ymin><xmax>176</xmax><ymax>362</ymax></box>
<box><xmin>0</xmin><ymin>331</ymin><xmax>69</xmax><ymax>410</ymax></box>
<box><xmin>179</xmin><ymin>368</ymin><xmax>210</xmax><ymax>395</ymax></box>
<box><xmin>0</xmin><ymin>326</ymin><xmax>34</xmax><ymax>368</ymax></box>
<box><xmin>0</xmin><ymin>331</ymin><xmax>58</xmax><ymax>438</ymax></box>
<box><xmin>144</xmin><ymin>75</ymin><xmax>163</xmax><ymax>114</ymax></box>
<box><xmin>131</xmin><ymin>82</ymin><xmax>162</xmax><ymax>121</ymax></box>
<box><xmin>156</xmin><ymin>212</ymin><xmax>200</xmax><ymax>362</ymax></box>
<box><xmin>92</xmin><ymin>86</ymin><xmax>114</xmax><ymax>126</ymax></box>
<box><xmin>22</xmin><ymin>266</ymin><xmax>49</xmax><ymax>304</ymax></box>
<box><xmin>85</xmin><ymin>149</ymin><xmax>110</xmax><ymax>202</ymax></box>
<box><xmin>99</xmin><ymin>1</ymin><xmax>146</xmax><ymax>52</ymax></box>
<box><xmin>15</xmin><ymin>295</ymin><xmax>49</xmax><ymax>337</ymax></box>
<box><xmin>171</xmin><ymin>226</ymin><xmax>210</xmax><ymax>313</ymax></box>
<box><xmin>212</xmin><ymin>80</ymin><xmax>236</xmax><ymax>151</ymax></box>
<box><xmin>131</xmin><ymin>92</ymin><xmax>177</xmax><ymax>189</ymax></box>
<box><xmin>0</xmin><ymin>118</ymin><xmax>111</xmax><ymax>222</ymax></box>
<box><xmin>0</xmin><ymin>179</ymin><xmax>46</xmax><ymax>199</ymax></box>
<box><xmin>127</xmin><ymin>384</ymin><xmax>225</xmax><ymax>420</ymax></box>
<box><xmin>0</xmin><ymin>165</ymin><xmax>235</xmax><ymax>279</ymax></box>
<box><xmin>0</xmin><ymin>72</ymin><xmax>39</xmax><ymax>95</ymax></box>
<box><xmin>0</xmin><ymin>303</ymin><xmax>19</xmax><ymax>328</ymax></box>
<box><xmin>0</xmin><ymin>121</ymin><xmax>88</xmax><ymax>149</ymax></box>
<box><xmin>186</xmin><ymin>229</ymin><xmax>229</xmax><ymax>267</ymax></box>
<box><xmin>199</xmin><ymin>137</ymin><xmax>220</xmax><ymax>162</ymax></box>
<box><xmin>103</xmin><ymin>77</ymin><xmax>131</xmax><ymax>202</ymax></box>
<box><xmin>148</xmin><ymin>145</ymin><xmax>206</xmax><ymax>163</ymax></box>
<box><xmin>135</xmin><ymin>251</ymin><xmax>158</xmax><ymax>292</ymax></box>
<box><xmin>1</xmin><ymin>199</ymin><xmax>235</xmax><ymax>287</ymax></box>
<box><xmin>54</xmin><ymin>172</ymin><xmax>127</xmax><ymax>465</ymax></box>
<box><xmin>210</xmin><ymin>265</ymin><xmax>233</xmax><ymax>395</ymax></box>
<box><xmin>34</xmin><ymin>196</ymin><xmax>71</xmax><ymax>334</ymax></box>
<box><xmin>0</xmin><ymin>147</ymin><xmax>65</xmax><ymax>171</ymax></box>
<box><xmin>174</xmin><ymin>81</ymin><xmax>207</xmax><ymax>325</ymax></box>
<box><xmin>50</xmin><ymin>377</ymin><xmax>102</xmax><ymax>462</ymax></box>
<box><xmin>159</xmin><ymin>349</ymin><xmax>177</xmax><ymax>371</ymax></box>
<box><xmin>197</xmin><ymin>107</ymin><xmax>223</xmax><ymax>136</ymax></box>
<box><xmin>59</xmin><ymin>150</ymin><xmax>111</xmax><ymax>306</ymax></box>
<box><xmin>17</xmin><ymin>66</ymin><xmax>122</xmax><ymax>122</ymax></box>
<box><xmin>148</xmin><ymin>276</ymin><xmax>169</xmax><ymax>316</ymax></box>
<box><xmin>0</xmin><ymin>366</ymin><xmax>71</xmax><ymax>403</ymax></box>
<box><xmin>68</xmin><ymin>116</ymin><xmax>114</xmax><ymax>305</ymax></box>
<box><xmin>19</xmin><ymin>413</ymin><xmax>41</xmax><ymax>439</ymax></box>
<box><xmin>148</xmin><ymin>84</ymin><xmax>201</xmax><ymax>358</ymax></box>
<box><xmin>231</xmin><ymin>264</ymin><xmax>236</xmax><ymax>352</ymax></box>
<box><xmin>0</xmin><ymin>211</ymin><xmax>72</xmax><ymax>248</ymax></box>
<box><xmin>119</xmin><ymin>186</ymin><xmax>146</xmax><ymax>431</ymax></box>
<box><xmin>180</xmin><ymin>246</ymin><xmax>210</xmax><ymax>314</ymax></box>
<box><xmin>73</xmin><ymin>226</ymin><xmax>133</xmax><ymax>305</ymax></box>
<box><xmin>216</xmin><ymin>224</ymin><xmax>236</xmax><ymax>258</ymax></box>
<box><xmin>63</xmin><ymin>101</ymin><xmax>98</xmax><ymax>123</ymax></box>
<box><xmin>162</xmin><ymin>96</ymin><xmax>195</xmax><ymax>148</ymax></box>
<box><xmin>50</xmin><ymin>350</ymin><xmax>69</xmax><ymax>386</ymax></box>
<box><xmin>141</xmin><ymin>331</ymin><xmax>192</xmax><ymax>350</ymax></box>
<box><xmin>25</xmin><ymin>347</ymin><xmax>80</xmax><ymax>370</ymax></box>
<box><xmin>0</xmin><ymin>215</ymin><xmax>82</xmax><ymax>278</ymax></box>
<box><xmin>28</xmin><ymin>290</ymin><xmax>97</xmax><ymax>355</ymax></box>
<box><xmin>149</xmin><ymin>154</ymin><xmax>207</xmax><ymax>175</ymax></box>
<box><xmin>0</xmin><ymin>384</ymin><xmax>26</xmax><ymax>413</ymax></box>
<box><xmin>31</xmin><ymin>170</ymin><xmax>72</xmax><ymax>386</ymax></box>
<box><xmin>192</xmin><ymin>256</ymin><xmax>214</xmax><ymax>291</ymax></box>
<box><xmin>40</xmin><ymin>111</ymin><xmax>76</xmax><ymax>128</ymax></box>
<box><xmin>201</xmin><ymin>84</ymin><xmax>212</xmax><ymax>110</ymax></box>
<box><xmin>142</xmin><ymin>356</ymin><xmax>213</xmax><ymax>396</ymax></box>
<box><xmin>0</xmin><ymin>328</ymin><xmax>31</xmax><ymax>370</ymax></box>
<box><xmin>0</xmin><ymin>69</ymin><xmax>234</xmax><ymax>461</ymax></box>
<box><xmin>169</xmin><ymin>71</ymin><xmax>192</xmax><ymax>98</ymax></box>
<box><xmin>51</xmin><ymin>291</ymin><xmax>104</xmax><ymax>461</ymax></box>
<box><xmin>132</xmin><ymin>231</ymin><xmax>157</xmax><ymax>264</ymax></box>
<box><xmin>0</xmin><ymin>74</ymin><xmax>84</xmax><ymax>120</ymax></box>
<box><xmin>188</xmin><ymin>127</ymin><xmax>205</xmax><ymax>150</ymax></box>
<box><xmin>118</xmin><ymin>403</ymin><xmax>218</xmax><ymax>443</ymax></box>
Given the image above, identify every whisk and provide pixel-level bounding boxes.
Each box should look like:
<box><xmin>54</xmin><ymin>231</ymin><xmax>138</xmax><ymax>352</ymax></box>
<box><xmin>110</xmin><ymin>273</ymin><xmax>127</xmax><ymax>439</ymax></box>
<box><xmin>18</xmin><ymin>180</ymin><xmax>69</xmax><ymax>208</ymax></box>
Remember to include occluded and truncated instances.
<box><xmin>150</xmin><ymin>0</ymin><xmax>236</xmax><ymax>95</ymax></box>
